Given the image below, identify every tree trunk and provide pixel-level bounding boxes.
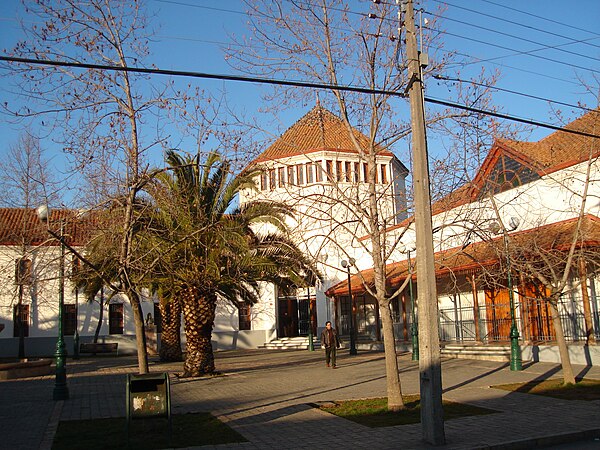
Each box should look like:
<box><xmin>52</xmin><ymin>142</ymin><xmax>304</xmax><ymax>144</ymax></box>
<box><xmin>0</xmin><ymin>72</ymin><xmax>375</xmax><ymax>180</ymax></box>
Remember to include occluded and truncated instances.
<box><xmin>181</xmin><ymin>287</ymin><xmax>216</xmax><ymax>377</ymax></box>
<box><xmin>159</xmin><ymin>296</ymin><xmax>182</xmax><ymax>362</ymax></box>
<box><xmin>93</xmin><ymin>288</ymin><xmax>104</xmax><ymax>344</ymax></box>
<box><xmin>127</xmin><ymin>289</ymin><xmax>149</xmax><ymax>374</ymax></box>
<box><xmin>549</xmin><ymin>301</ymin><xmax>576</xmax><ymax>384</ymax></box>
<box><xmin>380</xmin><ymin>301</ymin><xmax>404</xmax><ymax>411</ymax></box>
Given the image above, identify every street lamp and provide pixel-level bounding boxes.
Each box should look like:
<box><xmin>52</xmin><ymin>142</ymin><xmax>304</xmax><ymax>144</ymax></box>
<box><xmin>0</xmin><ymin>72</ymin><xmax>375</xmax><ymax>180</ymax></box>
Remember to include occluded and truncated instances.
<box><xmin>36</xmin><ymin>205</ymin><xmax>70</xmax><ymax>400</ymax></box>
<box><xmin>341</xmin><ymin>258</ymin><xmax>357</xmax><ymax>355</ymax></box>
<box><xmin>490</xmin><ymin>217</ymin><xmax>522</xmax><ymax>371</ymax></box>
<box><xmin>307</xmin><ymin>287</ymin><xmax>315</xmax><ymax>351</ymax></box>
<box><xmin>400</xmin><ymin>243</ymin><xmax>419</xmax><ymax>360</ymax></box>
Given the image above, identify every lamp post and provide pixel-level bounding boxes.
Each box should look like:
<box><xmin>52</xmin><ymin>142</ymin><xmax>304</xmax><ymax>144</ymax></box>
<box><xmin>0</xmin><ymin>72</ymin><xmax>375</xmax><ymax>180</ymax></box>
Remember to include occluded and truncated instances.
<box><xmin>307</xmin><ymin>287</ymin><xmax>314</xmax><ymax>351</ymax></box>
<box><xmin>36</xmin><ymin>205</ymin><xmax>69</xmax><ymax>401</ymax></box>
<box><xmin>341</xmin><ymin>258</ymin><xmax>357</xmax><ymax>355</ymax></box>
<box><xmin>400</xmin><ymin>243</ymin><xmax>418</xmax><ymax>360</ymax></box>
<box><xmin>491</xmin><ymin>217</ymin><xmax>522</xmax><ymax>371</ymax></box>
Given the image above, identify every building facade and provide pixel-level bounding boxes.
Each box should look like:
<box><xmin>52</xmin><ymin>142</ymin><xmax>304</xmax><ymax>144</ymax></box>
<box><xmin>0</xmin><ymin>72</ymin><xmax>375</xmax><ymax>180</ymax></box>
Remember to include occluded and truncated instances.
<box><xmin>327</xmin><ymin>109</ymin><xmax>600</xmax><ymax>364</ymax></box>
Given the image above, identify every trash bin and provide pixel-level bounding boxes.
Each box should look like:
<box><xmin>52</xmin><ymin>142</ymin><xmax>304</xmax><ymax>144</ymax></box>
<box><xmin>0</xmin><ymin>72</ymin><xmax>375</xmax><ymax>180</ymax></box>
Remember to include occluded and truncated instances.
<box><xmin>125</xmin><ymin>372</ymin><xmax>171</xmax><ymax>444</ymax></box>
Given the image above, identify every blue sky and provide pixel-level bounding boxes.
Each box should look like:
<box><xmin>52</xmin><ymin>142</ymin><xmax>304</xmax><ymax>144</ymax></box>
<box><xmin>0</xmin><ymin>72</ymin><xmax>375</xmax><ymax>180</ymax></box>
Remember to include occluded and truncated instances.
<box><xmin>1</xmin><ymin>0</ymin><xmax>599</xmax><ymax>204</ymax></box>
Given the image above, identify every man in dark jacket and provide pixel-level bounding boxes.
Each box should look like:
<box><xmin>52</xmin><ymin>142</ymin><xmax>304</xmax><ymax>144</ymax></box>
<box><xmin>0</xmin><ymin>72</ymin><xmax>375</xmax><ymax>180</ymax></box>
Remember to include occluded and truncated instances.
<box><xmin>320</xmin><ymin>320</ymin><xmax>340</xmax><ymax>368</ymax></box>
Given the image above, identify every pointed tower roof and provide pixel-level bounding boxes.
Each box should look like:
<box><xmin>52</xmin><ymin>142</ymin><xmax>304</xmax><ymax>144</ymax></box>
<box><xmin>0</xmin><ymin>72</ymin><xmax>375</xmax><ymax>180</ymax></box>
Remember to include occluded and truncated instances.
<box><xmin>251</xmin><ymin>105</ymin><xmax>394</xmax><ymax>164</ymax></box>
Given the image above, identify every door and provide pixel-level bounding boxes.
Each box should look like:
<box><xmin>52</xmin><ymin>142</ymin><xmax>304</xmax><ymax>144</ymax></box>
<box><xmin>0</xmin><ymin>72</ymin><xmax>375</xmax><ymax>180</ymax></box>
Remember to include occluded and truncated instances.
<box><xmin>277</xmin><ymin>297</ymin><xmax>298</xmax><ymax>338</ymax></box>
<box><xmin>484</xmin><ymin>288</ymin><xmax>511</xmax><ymax>341</ymax></box>
<box><xmin>522</xmin><ymin>282</ymin><xmax>555</xmax><ymax>342</ymax></box>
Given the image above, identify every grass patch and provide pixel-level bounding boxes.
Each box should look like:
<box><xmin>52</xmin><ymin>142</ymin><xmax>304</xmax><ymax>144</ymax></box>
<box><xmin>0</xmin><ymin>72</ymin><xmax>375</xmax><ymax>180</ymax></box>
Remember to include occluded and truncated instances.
<box><xmin>492</xmin><ymin>378</ymin><xmax>600</xmax><ymax>401</ymax></box>
<box><xmin>52</xmin><ymin>413</ymin><xmax>246</xmax><ymax>450</ymax></box>
<box><xmin>319</xmin><ymin>395</ymin><xmax>497</xmax><ymax>428</ymax></box>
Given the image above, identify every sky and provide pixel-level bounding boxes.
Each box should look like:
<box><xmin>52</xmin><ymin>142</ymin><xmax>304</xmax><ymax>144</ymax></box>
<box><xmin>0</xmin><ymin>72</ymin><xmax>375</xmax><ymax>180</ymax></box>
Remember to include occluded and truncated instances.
<box><xmin>0</xmin><ymin>0</ymin><xmax>599</xmax><ymax>205</ymax></box>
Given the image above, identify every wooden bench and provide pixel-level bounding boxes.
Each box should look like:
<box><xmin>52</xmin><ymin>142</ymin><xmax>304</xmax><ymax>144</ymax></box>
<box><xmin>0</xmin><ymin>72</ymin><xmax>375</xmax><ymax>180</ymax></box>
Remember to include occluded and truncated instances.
<box><xmin>80</xmin><ymin>342</ymin><xmax>119</xmax><ymax>355</ymax></box>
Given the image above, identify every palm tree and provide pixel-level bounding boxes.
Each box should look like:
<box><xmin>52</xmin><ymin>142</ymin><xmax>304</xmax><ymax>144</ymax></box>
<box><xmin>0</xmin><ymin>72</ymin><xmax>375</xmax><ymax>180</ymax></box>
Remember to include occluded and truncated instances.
<box><xmin>146</xmin><ymin>149</ymin><xmax>318</xmax><ymax>377</ymax></box>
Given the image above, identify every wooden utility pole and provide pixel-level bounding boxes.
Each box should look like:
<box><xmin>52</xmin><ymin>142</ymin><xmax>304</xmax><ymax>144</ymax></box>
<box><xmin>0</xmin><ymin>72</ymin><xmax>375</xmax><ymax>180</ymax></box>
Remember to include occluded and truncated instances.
<box><xmin>404</xmin><ymin>0</ymin><xmax>445</xmax><ymax>445</ymax></box>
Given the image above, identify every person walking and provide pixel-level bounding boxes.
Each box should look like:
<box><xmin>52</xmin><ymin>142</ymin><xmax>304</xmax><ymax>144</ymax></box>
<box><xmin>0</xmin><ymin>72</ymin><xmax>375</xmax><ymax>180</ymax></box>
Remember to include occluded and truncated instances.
<box><xmin>320</xmin><ymin>321</ymin><xmax>340</xmax><ymax>368</ymax></box>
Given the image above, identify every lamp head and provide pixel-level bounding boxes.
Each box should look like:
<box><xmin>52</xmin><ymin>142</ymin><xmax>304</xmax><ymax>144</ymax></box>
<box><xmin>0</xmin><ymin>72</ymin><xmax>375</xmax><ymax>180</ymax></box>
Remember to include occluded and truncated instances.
<box><xmin>36</xmin><ymin>204</ymin><xmax>49</xmax><ymax>223</ymax></box>
<box><xmin>341</xmin><ymin>259</ymin><xmax>348</xmax><ymax>268</ymax></box>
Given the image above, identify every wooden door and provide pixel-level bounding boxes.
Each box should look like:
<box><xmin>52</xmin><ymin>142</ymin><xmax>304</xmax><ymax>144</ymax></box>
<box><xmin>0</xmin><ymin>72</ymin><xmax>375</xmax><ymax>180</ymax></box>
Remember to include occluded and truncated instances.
<box><xmin>522</xmin><ymin>283</ymin><xmax>555</xmax><ymax>342</ymax></box>
<box><xmin>484</xmin><ymin>288</ymin><xmax>511</xmax><ymax>341</ymax></box>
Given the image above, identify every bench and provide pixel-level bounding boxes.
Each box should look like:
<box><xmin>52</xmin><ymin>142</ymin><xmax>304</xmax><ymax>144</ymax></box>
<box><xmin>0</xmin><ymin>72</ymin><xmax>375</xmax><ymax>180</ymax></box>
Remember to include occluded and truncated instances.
<box><xmin>80</xmin><ymin>342</ymin><xmax>119</xmax><ymax>355</ymax></box>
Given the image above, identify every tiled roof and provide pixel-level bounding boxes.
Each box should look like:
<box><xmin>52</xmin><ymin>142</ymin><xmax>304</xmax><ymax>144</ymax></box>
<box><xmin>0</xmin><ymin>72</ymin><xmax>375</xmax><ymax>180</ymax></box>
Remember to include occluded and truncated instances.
<box><xmin>426</xmin><ymin>109</ymin><xmax>600</xmax><ymax>216</ymax></box>
<box><xmin>0</xmin><ymin>208</ymin><xmax>96</xmax><ymax>247</ymax></box>
<box><xmin>500</xmin><ymin>108</ymin><xmax>600</xmax><ymax>170</ymax></box>
<box><xmin>251</xmin><ymin>105</ymin><xmax>394</xmax><ymax>164</ymax></box>
<box><xmin>326</xmin><ymin>214</ymin><xmax>600</xmax><ymax>296</ymax></box>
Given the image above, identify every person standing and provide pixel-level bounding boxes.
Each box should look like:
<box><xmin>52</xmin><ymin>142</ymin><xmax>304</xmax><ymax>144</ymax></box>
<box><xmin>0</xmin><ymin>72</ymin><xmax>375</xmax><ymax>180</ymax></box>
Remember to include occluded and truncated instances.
<box><xmin>320</xmin><ymin>321</ymin><xmax>340</xmax><ymax>368</ymax></box>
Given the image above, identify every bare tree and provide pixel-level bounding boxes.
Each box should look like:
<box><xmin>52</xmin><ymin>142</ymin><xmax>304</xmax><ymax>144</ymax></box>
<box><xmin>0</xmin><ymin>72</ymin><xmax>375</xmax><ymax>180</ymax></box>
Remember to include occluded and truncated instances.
<box><xmin>0</xmin><ymin>132</ymin><xmax>59</xmax><ymax>359</ymax></box>
<box><xmin>229</xmin><ymin>0</ymin><xmax>504</xmax><ymax>411</ymax></box>
<box><xmin>7</xmin><ymin>0</ymin><xmax>176</xmax><ymax>373</ymax></box>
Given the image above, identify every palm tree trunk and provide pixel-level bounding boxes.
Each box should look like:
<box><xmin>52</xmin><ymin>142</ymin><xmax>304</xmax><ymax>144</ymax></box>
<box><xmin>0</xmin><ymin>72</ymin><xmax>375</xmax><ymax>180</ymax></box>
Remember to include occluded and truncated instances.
<box><xmin>181</xmin><ymin>287</ymin><xmax>216</xmax><ymax>377</ymax></box>
<box><xmin>159</xmin><ymin>296</ymin><xmax>182</xmax><ymax>362</ymax></box>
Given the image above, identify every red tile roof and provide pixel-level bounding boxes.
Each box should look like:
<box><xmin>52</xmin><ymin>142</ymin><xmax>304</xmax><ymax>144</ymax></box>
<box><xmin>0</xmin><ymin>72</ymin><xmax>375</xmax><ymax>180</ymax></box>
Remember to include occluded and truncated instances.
<box><xmin>251</xmin><ymin>105</ymin><xmax>394</xmax><ymax>164</ymax></box>
<box><xmin>425</xmin><ymin>108</ymin><xmax>600</xmax><ymax>217</ymax></box>
<box><xmin>326</xmin><ymin>214</ymin><xmax>600</xmax><ymax>296</ymax></box>
<box><xmin>0</xmin><ymin>208</ymin><xmax>96</xmax><ymax>247</ymax></box>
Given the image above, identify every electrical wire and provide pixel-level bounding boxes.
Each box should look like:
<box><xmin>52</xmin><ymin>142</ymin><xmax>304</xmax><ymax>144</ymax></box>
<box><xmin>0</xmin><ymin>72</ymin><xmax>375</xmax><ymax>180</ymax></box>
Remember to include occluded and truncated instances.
<box><xmin>1</xmin><ymin>55</ymin><xmax>599</xmax><ymax>140</ymax></box>
<box><xmin>423</xmin><ymin>9</ymin><xmax>600</xmax><ymax>63</ymax></box>
<box><xmin>433</xmin><ymin>74</ymin><xmax>594</xmax><ymax>113</ymax></box>
<box><xmin>428</xmin><ymin>0</ymin><xmax>600</xmax><ymax>51</ymax></box>
<box><xmin>480</xmin><ymin>0</ymin><xmax>600</xmax><ymax>38</ymax></box>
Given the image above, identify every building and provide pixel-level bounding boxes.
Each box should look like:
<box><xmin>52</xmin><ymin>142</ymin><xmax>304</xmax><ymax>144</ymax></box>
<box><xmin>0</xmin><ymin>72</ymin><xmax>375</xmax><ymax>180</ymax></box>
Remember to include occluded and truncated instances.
<box><xmin>0</xmin><ymin>105</ymin><xmax>409</xmax><ymax>356</ymax></box>
<box><xmin>0</xmin><ymin>208</ymin><xmax>159</xmax><ymax>357</ymax></box>
<box><xmin>326</xmin><ymin>109</ymin><xmax>600</xmax><ymax>364</ymax></box>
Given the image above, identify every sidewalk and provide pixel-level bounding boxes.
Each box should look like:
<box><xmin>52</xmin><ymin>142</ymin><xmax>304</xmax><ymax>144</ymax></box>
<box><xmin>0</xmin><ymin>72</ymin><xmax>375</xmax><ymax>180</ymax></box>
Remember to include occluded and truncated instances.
<box><xmin>2</xmin><ymin>349</ymin><xmax>599</xmax><ymax>450</ymax></box>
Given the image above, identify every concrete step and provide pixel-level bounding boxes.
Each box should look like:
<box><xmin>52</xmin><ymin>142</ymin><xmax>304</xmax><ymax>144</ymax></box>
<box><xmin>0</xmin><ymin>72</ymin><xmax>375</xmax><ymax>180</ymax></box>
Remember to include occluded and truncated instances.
<box><xmin>441</xmin><ymin>343</ymin><xmax>511</xmax><ymax>362</ymax></box>
<box><xmin>262</xmin><ymin>337</ymin><xmax>313</xmax><ymax>350</ymax></box>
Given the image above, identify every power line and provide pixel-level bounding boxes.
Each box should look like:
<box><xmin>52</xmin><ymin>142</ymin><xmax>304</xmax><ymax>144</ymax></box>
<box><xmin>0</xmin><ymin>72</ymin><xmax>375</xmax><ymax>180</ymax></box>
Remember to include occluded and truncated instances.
<box><xmin>480</xmin><ymin>0</ymin><xmax>600</xmax><ymax>38</ymax></box>
<box><xmin>152</xmin><ymin>1</ymin><xmax>587</xmax><ymax>91</ymax></box>
<box><xmin>427</xmin><ymin>27</ymin><xmax>600</xmax><ymax>75</ymax></box>
<box><xmin>429</xmin><ymin>0</ymin><xmax>600</xmax><ymax>51</ymax></box>
<box><xmin>433</xmin><ymin>74</ymin><xmax>595</xmax><ymax>113</ymax></box>
<box><xmin>423</xmin><ymin>9</ymin><xmax>600</xmax><ymax>63</ymax></box>
<box><xmin>1</xmin><ymin>55</ymin><xmax>598</xmax><ymax>139</ymax></box>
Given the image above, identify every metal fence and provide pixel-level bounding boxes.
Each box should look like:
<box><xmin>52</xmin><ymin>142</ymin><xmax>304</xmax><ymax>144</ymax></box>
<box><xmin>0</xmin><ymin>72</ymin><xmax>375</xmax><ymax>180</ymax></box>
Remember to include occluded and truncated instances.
<box><xmin>438</xmin><ymin>300</ymin><xmax>600</xmax><ymax>343</ymax></box>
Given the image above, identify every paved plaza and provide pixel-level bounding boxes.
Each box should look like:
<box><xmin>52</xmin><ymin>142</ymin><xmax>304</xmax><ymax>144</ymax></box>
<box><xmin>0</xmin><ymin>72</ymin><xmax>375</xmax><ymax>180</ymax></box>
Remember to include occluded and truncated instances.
<box><xmin>2</xmin><ymin>349</ymin><xmax>600</xmax><ymax>449</ymax></box>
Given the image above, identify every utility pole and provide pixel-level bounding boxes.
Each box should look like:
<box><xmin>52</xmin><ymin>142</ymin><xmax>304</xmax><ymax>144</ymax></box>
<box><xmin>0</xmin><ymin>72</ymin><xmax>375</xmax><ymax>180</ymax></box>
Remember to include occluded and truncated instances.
<box><xmin>403</xmin><ymin>0</ymin><xmax>445</xmax><ymax>445</ymax></box>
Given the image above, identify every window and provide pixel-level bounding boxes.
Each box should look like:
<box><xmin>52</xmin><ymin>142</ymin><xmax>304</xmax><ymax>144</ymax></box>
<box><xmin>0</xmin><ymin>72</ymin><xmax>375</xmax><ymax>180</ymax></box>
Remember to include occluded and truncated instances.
<box><xmin>63</xmin><ymin>304</ymin><xmax>77</xmax><ymax>336</ymax></box>
<box><xmin>296</xmin><ymin>164</ymin><xmax>304</xmax><ymax>185</ymax></box>
<box><xmin>15</xmin><ymin>258</ymin><xmax>32</xmax><ymax>286</ymax></box>
<box><xmin>153</xmin><ymin>303</ymin><xmax>162</xmax><ymax>333</ymax></box>
<box><xmin>335</xmin><ymin>160</ymin><xmax>343</xmax><ymax>181</ymax></box>
<box><xmin>239</xmin><ymin>304</ymin><xmax>251</xmax><ymax>331</ymax></box>
<box><xmin>13</xmin><ymin>304</ymin><xmax>29</xmax><ymax>337</ymax></box>
<box><xmin>260</xmin><ymin>171</ymin><xmax>268</xmax><ymax>191</ymax></box>
<box><xmin>353</xmin><ymin>162</ymin><xmax>360</xmax><ymax>182</ymax></box>
<box><xmin>315</xmin><ymin>161</ymin><xmax>323</xmax><ymax>182</ymax></box>
<box><xmin>345</xmin><ymin>161</ymin><xmax>352</xmax><ymax>182</ymax></box>
<box><xmin>269</xmin><ymin>169</ymin><xmax>276</xmax><ymax>191</ymax></box>
<box><xmin>380</xmin><ymin>164</ymin><xmax>388</xmax><ymax>184</ymax></box>
<box><xmin>363</xmin><ymin>163</ymin><xmax>368</xmax><ymax>182</ymax></box>
<box><xmin>278</xmin><ymin>167</ymin><xmax>285</xmax><ymax>188</ymax></box>
<box><xmin>287</xmin><ymin>166</ymin><xmax>295</xmax><ymax>185</ymax></box>
<box><xmin>109</xmin><ymin>303</ymin><xmax>124</xmax><ymax>335</ymax></box>
<box><xmin>326</xmin><ymin>160</ymin><xmax>334</xmax><ymax>180</ymax></box>
<box><xmin>306</xmin><ymin>162</ymin><xmax>314</xmax><ymax>183</ymax></box>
